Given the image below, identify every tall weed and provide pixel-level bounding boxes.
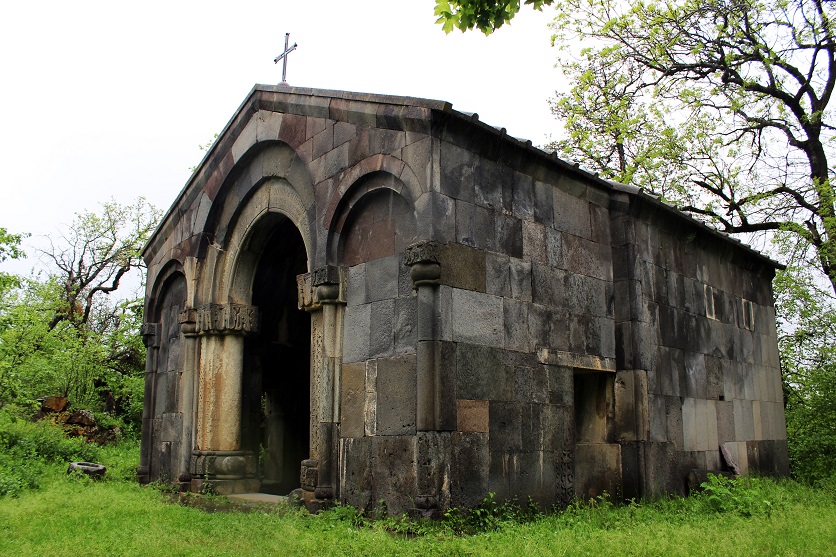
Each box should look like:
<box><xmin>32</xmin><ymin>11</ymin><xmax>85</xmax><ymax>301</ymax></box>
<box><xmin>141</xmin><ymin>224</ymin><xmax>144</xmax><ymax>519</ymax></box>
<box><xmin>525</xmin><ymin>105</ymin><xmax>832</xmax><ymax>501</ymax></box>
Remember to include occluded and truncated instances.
<box><xmin>0</xmin><ymin>408</ymin><xmax>99</xmax><ymax>497</ymax></box>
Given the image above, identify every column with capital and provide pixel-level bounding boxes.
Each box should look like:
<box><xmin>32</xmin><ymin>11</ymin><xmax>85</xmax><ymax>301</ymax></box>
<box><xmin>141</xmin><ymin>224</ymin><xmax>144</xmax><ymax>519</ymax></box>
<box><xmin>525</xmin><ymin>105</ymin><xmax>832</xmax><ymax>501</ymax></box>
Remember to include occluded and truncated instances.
<box><xmin>190</xmin><ymin>303</ymin><xmax>260</xmax><ymax>494</ymax></box>
<box><xmin>296</xmin><ymin>266</ymin><xmax>346</xmax><ymax>512</ymax></box>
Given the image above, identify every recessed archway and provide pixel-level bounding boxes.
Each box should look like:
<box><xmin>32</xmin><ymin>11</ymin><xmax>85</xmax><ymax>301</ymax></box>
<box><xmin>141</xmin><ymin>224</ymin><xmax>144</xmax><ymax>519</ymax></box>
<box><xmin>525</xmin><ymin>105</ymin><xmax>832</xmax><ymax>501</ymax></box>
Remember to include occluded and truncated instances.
<box><xmin>239</xmin><ymin>214</ymin><xmax>310</xmax><ymax>494</ymax></box>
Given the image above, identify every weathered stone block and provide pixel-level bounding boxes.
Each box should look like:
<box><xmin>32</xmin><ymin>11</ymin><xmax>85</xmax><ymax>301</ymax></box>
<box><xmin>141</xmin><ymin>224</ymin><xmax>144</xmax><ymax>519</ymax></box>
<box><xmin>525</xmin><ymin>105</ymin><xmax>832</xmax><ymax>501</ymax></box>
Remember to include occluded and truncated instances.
<box><xmin>369</xmin><ymin>300</ymin><xmax>395</xmax><ymax>358</ymax></box>
<box><xmin>509</xmin><ymin>258</ymin><xmax>532</xmax><ymax>302</ymax></box>
<box><xmin>439</xmin><ymin>243</ymin><xmax>486</xmax><ymax>293</ymax></box>
<box><xmin>375</xmin><ymin>356</ymin><xmax>417</xmax><ymax>436</ymax></box>
<box><xmin>450</xmin><ymin>432</ymin><xmax>489</xmax><ymax>508</ymax></box>
<box><xmin>452</xmin><ymin>289</ymin><xmax>503</xmax><ymax>346</ymax></box>
<box><xmin>485</xmin><ymin>252</ymin><xmax>511</xmax><ymax>297</ymax></box>
<box><xmin>372</xmin><ymin>436</ymin><xmax>416</xmax><ymax>514</ymax></box>
<box><xmin>457</xmin><ymin>399</ymin><xmax>489</xmax><ymax>432</ymax></box>
<box><xmin>456</xmin><ymin>343</ymin><xmax>513</xmax><ymax>401</ymax></box>
<box><xmin>490</xmin><ymin>401</ymin><xmax>522</xmax><ymax>452</ymax></box>
<box><xmin>574</xmin><ymin>443</ymin><xmax>621</xmax><ymax>499</ymax></box>
<box><xmin>340</xmin><ymin>437</ymin><xmax>373</xmax><ymax>510</ymax></box>
<box><xmin>342</xmin><ymin>303</ymin><xmax>371</xmax><ymax>363</ymax></box>
<box><xmin>340</xmin><ymin>363</ymin><xmax>366</xmax><ymax>438</ymax></box>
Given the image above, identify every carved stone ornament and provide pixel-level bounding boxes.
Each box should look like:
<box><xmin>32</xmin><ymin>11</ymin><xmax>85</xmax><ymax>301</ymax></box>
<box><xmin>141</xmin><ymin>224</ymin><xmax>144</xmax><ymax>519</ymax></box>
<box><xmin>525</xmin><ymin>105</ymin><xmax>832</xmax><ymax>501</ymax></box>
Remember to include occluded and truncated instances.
<box><xmin>141</xmin><ymin>322</ymin><xmax>159</xmax><ymax>348</ymax></box>
<box><xmin>194</xmin><ymin>304</ymin><xmax>259</xmax><ymax>335</ymax></box>
<box><xmin>404</xmin><ymin>241</ymin><xmax>440</xmax><ymax>266</ymax></box>
<box><xmin>297</xmin><ymin>266</ymin><xmax>347</xmax><ymax>311</ymax></box>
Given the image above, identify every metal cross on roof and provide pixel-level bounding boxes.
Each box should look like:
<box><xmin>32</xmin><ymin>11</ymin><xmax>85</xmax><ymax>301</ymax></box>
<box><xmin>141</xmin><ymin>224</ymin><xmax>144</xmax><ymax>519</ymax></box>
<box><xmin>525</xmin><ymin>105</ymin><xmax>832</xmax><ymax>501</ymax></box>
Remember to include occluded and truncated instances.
<box><xmin>274</xmin><ymin>32</ymin><xmax>298</xmax><ymax>87</ymax></box>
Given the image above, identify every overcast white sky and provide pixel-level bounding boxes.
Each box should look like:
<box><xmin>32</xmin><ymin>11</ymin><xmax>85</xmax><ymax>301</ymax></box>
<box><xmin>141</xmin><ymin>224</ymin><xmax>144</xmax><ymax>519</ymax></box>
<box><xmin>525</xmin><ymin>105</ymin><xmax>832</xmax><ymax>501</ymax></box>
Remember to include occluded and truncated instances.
<box><xmin>0</xmin><ymin>1</ymin><xmax>564</xmax><ymax>274</ymax></box>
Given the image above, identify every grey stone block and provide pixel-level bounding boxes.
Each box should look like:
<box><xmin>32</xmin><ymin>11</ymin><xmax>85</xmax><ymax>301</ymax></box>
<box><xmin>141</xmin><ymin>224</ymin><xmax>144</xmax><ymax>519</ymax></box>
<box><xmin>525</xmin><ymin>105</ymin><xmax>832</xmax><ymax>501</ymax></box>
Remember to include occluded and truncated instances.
<box><xmin>532</xmin><ymin>263</ymin><xmax>565</xmax><ymax>308</ymax></box>
<box><xmin>489</xmin><ymin>401</ymin><xmax>522</xmax><ymax>452</ymax></box>
<box><xmin>515</xmin><ymin>365</ymin><xmax>549</xmax><ymax>404</ymax></box>
<box><xmin>375</xmin><ymin>356</ymin><xmax>417</xmax><ymax>436</ymax></box>
<box><xmin>455</xmin><ymin>343</ymin><xmax>513</xmax><ymax>400</ymax></box>
<box><xmin>474</xmin><ymin>160</ymin><xmax>505</xmax><ymax>209</ymax></box>
<box><xmin>346</xmin><ymin>263</ymin><xmax>367</xmax><ymax>306</ymax></box>
<box><xmin>534</xmin><ymin>180</ymin><xmax>554</xmax><ymax>226</ymax></box>
<box><xmin>341</xmin><ymin>362</ymin><xmax>366</xmax><ymax>438</ymax></box>
<box><xmin>393</xmin><ymin>297</ymin><xmax>416</xmax><ymax>354</ymax></box>
<box><xmin>340</xmin><ymin>437</ymin><xmax>373</xmax><ymax>510</ymax></box>
<box><xmin>496</xmin><ymin>214</ymin><xmax>523</xmax><ymax>258</ymax></box>
<box><xmin>456</xmin><ymin>200</ymin><xmax>495</xmax><ymax>250</ymax></box>
<box><xmin>452</xmin><ymin>289</ymin><xmax>503</xmax><ymax>346</ymax></box>
<box><xmin>523</xmin><ymin>220</ymin><xmax>547</xmax><ymax>264</ymax></box>
<box><xmin>503</xmin><ymin>298</ymin><xmax>529</xmax><ymax>352</ymax></box>
<box><xmin>372</xmin><ymin>436</ymin><xmax>416</xmax><ymax>514</ymax></box>
<box><xmin>554</xmin><ymin>188</ymin><xmax>591</xmax><ymax>240</ymax></box>
<box><xmin>512</xmin><ymin>172</ymin><xmax>535</xmax><ymax>219</ymax></box>
<box><xmin>547</xmin><ymin>365</ymin><xmax>573</xmax><ymax>407</ymax></box>
<box><xmin>509</xmin><ymin>258</ymin><xmax>532</xmax><ymax>302</ymax></box>
<box><xmin>365</xmin><ymin>255</ymin><xmax>399</xmax><ymax>302</ymax></box>
<box><xmin>369</xmin><ymin>299</ymin><xmax>395</xmax><ymax>358</ymax></box>
<box><xmin>485</xmin><ymin>252</ymin><xmax>511</xmax><ymax>297</ymax></box>
<box><xmin>450</xmin><ymin>432</ymin><xmax>489</xmax><ymax>508</ymax></box>
<box><xmin>440</xmin><ymin>142</ymin><xmax>475</xmax><ymax>203</ymax></box>
<box><xmin>343</xmin><ymin>303</ymin><xmax>371</xmax><ymax>363</ymax></box>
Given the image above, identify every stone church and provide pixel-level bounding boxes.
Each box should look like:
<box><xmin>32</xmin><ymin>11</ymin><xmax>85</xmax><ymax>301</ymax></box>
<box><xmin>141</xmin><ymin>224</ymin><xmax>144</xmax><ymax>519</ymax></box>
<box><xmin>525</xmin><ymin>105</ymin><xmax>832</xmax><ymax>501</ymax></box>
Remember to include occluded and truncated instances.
<box><xmin>139</xmin><ymin>85</ymin><xmax>789</xmax><ymax>514</ymax></box>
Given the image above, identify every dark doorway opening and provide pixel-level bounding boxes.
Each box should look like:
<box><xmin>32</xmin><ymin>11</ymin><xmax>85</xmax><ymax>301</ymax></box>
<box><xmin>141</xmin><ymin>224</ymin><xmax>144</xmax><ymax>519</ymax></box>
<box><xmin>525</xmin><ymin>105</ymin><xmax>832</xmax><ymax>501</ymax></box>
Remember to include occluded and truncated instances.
<box><xmin>242</xmin><ymin>215</ymin><xmax>310</xmax><ymax>495</ymax></box>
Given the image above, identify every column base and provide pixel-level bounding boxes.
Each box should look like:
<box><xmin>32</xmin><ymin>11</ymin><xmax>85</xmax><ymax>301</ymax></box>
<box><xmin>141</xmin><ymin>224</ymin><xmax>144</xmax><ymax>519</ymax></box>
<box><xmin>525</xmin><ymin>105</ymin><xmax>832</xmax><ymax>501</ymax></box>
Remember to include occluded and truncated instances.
<box><xmin>189</xmin><ymin>450</ymin><xmax>258</xmax><ymax>495</ymax></box>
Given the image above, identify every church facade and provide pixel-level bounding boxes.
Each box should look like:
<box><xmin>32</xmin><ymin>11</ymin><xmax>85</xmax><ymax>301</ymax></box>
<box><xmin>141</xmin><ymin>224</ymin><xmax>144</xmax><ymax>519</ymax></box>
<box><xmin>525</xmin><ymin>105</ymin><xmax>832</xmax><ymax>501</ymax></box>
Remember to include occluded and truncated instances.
<box><xmin>139</xmin><ymin>85</ymin><xmax>789</xmax><ymax>514</ymax></box>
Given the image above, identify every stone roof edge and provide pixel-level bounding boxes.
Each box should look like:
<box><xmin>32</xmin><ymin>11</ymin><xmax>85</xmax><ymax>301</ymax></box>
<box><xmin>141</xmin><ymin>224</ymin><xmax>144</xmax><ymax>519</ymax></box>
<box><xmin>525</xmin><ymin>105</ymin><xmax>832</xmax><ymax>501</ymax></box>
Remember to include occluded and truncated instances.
<box><xmin>437</xmin><ymin>106</ymin><xmax>785</xmax><ymax>272</ymax></box>
<box><xmin>144</xmin><ymin>85</ymin><xmax>784</xmax><ymax>271</ymax></box>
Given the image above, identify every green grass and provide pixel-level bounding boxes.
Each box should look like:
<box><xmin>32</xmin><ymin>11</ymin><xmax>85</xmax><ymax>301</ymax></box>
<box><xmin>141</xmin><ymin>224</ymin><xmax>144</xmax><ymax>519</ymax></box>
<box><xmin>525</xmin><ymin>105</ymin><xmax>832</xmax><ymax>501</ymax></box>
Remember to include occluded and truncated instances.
<box><xmin>1</xmin><ymin>413</ymin><xmax>834</xmax><ymax>556</ymax></box>
<box><xmin>1</xmin><ymin>464</ymin><xmax>835</xmax><ymax>556</ymax></box>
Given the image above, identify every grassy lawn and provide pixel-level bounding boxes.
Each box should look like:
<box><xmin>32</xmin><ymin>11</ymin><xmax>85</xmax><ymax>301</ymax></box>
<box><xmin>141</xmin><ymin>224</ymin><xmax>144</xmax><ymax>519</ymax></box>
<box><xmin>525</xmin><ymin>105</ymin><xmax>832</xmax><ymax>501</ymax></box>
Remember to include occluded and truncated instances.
<box><xmin>2</xmin><ymin>449</ymin><xmax>835</xmax><ymax>557</ymax></box>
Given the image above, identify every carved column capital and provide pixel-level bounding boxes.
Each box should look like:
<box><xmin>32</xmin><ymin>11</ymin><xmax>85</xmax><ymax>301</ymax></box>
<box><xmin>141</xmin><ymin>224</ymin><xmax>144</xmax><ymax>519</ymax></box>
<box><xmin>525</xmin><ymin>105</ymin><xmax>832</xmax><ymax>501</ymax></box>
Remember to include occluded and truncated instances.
<box><xmin>297</xmin><ymin>266</ymin><xmax>347</xmax><ymax>311</ymax></box>
<box><xmin>141</xmin><ymin>322</ymin><xmax>159</xmax><ymax>348</ymax></box>
<box><xmin>404</xmin><ymin>241</ymin><xmax>441</xmax><ymax>287</ymax></box>
<box><xmin>178</xmin><ymin>307</ymin><xmax>198</xmax><ymax>336</ymax></box>
<box><xmin>194</xmin><ymin>304</ymin><xmax>259</xmax><ymax>335</ymax></box>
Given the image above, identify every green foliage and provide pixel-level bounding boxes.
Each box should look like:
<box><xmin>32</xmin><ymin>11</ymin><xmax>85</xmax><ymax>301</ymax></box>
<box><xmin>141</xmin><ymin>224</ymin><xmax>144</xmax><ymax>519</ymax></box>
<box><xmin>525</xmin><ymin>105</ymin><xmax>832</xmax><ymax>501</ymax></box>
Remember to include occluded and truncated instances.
<box><xmin>696</xmin><ymin>474</ymin><xmax>779</xmax><ymax>517</ymax></box>
<box><xmin>0</xmin><ymin>408</ymin><xmax>99</xmax><ymax>497</ymax></box>
<box><xmin>0</xmin><ymin>199</ymin><xmax>158</xmax><ymax>432</ymax></box>
<box><xmin>545</xmin><ymin>0</ymin><xmax>836</xmax><ymax>291</ymax></box>
<box><xmin>434</xmin><ymin>0</ymin><xmax>553</xmax><ymax>34</ymax></box>
<box><xmin>774</xmin><ymin>263</ymin><xmax>836</xmax><ymax>483</ymax></box>
<box><xmin>0</xmin><ymin>227</ymin><xmax>25</xmax><ymax>292</ymax></box>
<box><xmin>443</xmin><ymin>492</ymin><xmax>542</xmax><ymax>533</ymax></box>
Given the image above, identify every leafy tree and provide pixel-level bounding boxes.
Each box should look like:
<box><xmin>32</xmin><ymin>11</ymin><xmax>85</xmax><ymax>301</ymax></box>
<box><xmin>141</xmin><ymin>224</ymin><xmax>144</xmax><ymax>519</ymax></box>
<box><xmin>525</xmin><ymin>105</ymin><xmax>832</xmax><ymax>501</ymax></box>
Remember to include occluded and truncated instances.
<box><xmin>774</xmin><ymin>263</ymin><xmax>836</xmax><ymax>482</ymax></box>
<box><xmin>549</xmin><ymin>0</ymin><xmax>836</xmax><ymax>296</ymax></box>
<box><xmin>434</xmin><ymin>0</ymin><xmax>554</xmax><ymax>34</ymax></box>
<box><xmin>441</xmin><ymin>0</ymin><xmax>836</xmax><ymax>298</ymax></box>
<box><xmin>0</xmin><ymin>199</ymin><xmax>158</xmax><ymax>429</ymax></box>
<box><xmin>42</xmin><ymin>198</ymin><xmax>158</xmax><ymax>332</ymax></box>
<box><xmin>0</xmin><ymin>228</ymin><xmax>25</xmax><ymax>292</ymax></box>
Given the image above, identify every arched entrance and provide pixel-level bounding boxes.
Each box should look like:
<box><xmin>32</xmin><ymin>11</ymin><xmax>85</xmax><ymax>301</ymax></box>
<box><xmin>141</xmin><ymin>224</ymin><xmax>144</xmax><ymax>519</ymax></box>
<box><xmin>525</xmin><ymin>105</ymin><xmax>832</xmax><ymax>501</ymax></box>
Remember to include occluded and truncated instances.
<box><xmin>240</xmin><ymin>214</ymin><xmax>310</xmax><ymax>495</ymax></box>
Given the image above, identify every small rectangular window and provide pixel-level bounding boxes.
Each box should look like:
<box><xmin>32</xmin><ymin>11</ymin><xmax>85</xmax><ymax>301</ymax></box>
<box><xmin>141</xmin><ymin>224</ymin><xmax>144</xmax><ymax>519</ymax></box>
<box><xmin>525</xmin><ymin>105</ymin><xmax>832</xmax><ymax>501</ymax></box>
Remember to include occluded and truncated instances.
<box><xmin>704</xmin><ymin>284</ymin><xmax>716</xmax><ymax>320</ymax></box>
<box><xmin>742</xmin><ymin>299</ymin><xmax>755</xmax><ymax>330</ymax></box>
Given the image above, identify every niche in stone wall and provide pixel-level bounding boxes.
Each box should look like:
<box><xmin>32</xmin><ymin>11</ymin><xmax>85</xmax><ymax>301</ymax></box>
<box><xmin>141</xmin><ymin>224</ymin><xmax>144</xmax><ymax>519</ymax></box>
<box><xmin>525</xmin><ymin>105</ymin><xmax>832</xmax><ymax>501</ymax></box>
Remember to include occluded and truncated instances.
<box><xmin>573</xmin><ymin>370</ymin><xmax>621</xmax><ymax>499</ymax></box>
<box><xmin>338</xmin><ymin>173</ymin><xmax>417</xmax><ymax>266</ymax></box>
<box><xmin>151</xmin><ymin>272</ymin><xmax>187</xmax><ymax>482</ymax></box>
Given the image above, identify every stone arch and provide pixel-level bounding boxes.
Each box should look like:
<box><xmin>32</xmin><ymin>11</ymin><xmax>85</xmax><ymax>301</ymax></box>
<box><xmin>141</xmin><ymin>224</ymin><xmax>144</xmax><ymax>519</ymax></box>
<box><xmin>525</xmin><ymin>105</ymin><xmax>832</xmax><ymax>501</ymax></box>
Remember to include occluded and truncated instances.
<box><xmin>197</xmin><ymin>140</ymin><xmax>314</xmax><ymax>264</ymax></box>
<box><xmin>146</xmin><ymin>259</ymin><xmax>187</xmax><ymax>322</ymax></box>
<box><xmin>324</xmin><ymin>155</ymin><xmax>421</xmax><ymax>265</ymax></box>
<box><xmin>221</xmin><ymin>178</ymin><xmax>312</xmax><ymax>305</ymax></box>
<box><xmin>141</xmin><ymin>264</ymin><xmax>188</xmax><ymax>484</ymax></box>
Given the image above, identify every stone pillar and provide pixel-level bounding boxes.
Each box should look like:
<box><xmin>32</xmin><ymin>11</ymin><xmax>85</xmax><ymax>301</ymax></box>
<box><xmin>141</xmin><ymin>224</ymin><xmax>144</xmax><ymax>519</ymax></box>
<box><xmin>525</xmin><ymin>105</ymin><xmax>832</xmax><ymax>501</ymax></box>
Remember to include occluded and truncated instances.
<box><xmin>189</xmin><ymin>303</ymin><xmax>259</xmax><ymax>494</ymax></box>
<box><xmin>176</xmin><ymin>308</ymin><xmax>199</xmax><ymax>490</ymax></box>
<box><xmin>405</xmin><ymin>241</ymin><xmax>449</xmax><ymax>518</ymax></box>
<box><xmin>137</xmin><ymin>322</ymin><xmax>159</xmax><ymax>484</ymax></box>
<box><xmin>297</xmin><ymin>266</ymin><xmax>346</xmax><ymax>512</ymax></box>
<box><xmin>405</xmin><ymin>241</ymin><xmax>442</xmax><ymax>431</ymax></box>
